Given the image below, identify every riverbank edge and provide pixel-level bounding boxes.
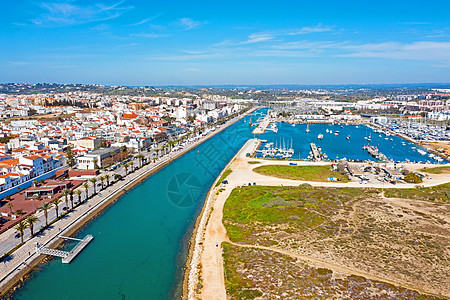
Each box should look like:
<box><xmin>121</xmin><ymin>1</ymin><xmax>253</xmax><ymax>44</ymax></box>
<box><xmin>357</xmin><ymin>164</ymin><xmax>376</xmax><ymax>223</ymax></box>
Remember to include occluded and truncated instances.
<box><xmin>0</xmin><ymin>106</ymin><xmax>258</xmax><ymax>299</ymax></box>
<box><xmin>183</xmin><ymin>138</ymin><xmax>254</xmax><ymax>299</ymax></box>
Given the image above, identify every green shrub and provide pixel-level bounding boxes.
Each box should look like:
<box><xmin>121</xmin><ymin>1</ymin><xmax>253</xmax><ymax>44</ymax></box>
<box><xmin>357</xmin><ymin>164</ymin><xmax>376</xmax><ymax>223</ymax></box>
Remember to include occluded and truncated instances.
<box><xmin>404</xmin><ymin>173</ymin><xmax>423</xmax><ymax>184</ymax></box>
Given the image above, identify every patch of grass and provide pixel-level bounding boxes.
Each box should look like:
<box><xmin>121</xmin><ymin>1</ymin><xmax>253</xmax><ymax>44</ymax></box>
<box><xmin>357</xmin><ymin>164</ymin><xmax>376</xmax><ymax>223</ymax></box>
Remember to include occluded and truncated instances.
<box><xmin>215</xmin><ymin>169</ymin><xmax>232</xmax><ymax>187</ymax></box>
<box><xmin>222</xmin><ymin>185</ymin><xmax>370</xmax><ymax>242</ymax></box>
<box><xmin>253</xmin><ymin>165</ymin><xmax>349</xmax><ymax>182</ymax></box>
<box><xmin>384</xmin><ymin>182</ymin><xmax>450</xmax><ymax>203</ymax></box>
<box><xmin>247</xmin><ymin>161</ymin><xmax>261</xmax><ymax>164</ymax></box>
<box><xmin>419</xmin><ymin>166</ymin><xmax>450</xmax><ymax>174</ymax></box>
<box><xmin>248</xmin><ymin>193</ymin><xmax>274</xmax><ymax>208</ymax></box>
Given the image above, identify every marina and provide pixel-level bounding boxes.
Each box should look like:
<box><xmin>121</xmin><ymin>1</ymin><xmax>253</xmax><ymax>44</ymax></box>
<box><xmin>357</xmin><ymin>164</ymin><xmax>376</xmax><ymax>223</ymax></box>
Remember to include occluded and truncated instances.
<box><xmin>377</xmin><ymin>118</ymin><xmax>450</xmax><ymax>142</ymax></box>
<box><xmin>255</xmin><ymin>138</ymin><xmax>294</xmax><ymax>158</ymax></box>
<box><xmin>254</xmin><ymin>122</ymin><xmax>448</xmax><ymax>163</ymax></box>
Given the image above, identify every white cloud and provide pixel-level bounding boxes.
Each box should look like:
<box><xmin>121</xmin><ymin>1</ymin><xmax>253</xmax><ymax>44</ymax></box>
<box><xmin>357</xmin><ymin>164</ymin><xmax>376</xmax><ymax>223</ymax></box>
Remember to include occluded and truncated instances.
<box><xmin>215</xmin><ymin>24</ymin><xmax>334</xmax><ymax>47</ymax></box>
<box><xmin>242</xmin><ymin>33</ymin><xmax>274</xmax><ymax>44</ymax></box>
<box><xmin>339</xmin><ymin>41</ymin><xmax>450</xmax><ymax>61</ymax></box>
<box><xmin>130</xmin><ymin>32</ymin><xmax>167</xmax><ymax>38</ymax></box>
<box><xmin>127</xmin><ymin>13</ymin><xmax>163</xmax><ymax>26</ymax></box>
<box><xmin>287</xmin><ymin>23</ymin><xmax>334</xmax><ymax>35</ymax></box>
<box><xmin>178</xmin><ymin>18</ymin><xmax>207</xmax><ymax>30</ymax></box>
<box><xmin>8</xmin><ymin>61</ymin><xmax>32</xmax><ymax>66</ymax></box>
<box><xmin>32</xmin><ymin>1</ymin><xmax>133</xmax><ymax>26</ymax></box>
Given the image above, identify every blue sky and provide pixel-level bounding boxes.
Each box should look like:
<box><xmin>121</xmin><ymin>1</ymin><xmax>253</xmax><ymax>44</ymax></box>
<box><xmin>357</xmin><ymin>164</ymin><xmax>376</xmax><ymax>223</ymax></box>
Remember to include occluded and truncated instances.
<box><xmin>1</xmin><ymin>0</ymin><xmax>449</xmax><ymax>86</ymax></box>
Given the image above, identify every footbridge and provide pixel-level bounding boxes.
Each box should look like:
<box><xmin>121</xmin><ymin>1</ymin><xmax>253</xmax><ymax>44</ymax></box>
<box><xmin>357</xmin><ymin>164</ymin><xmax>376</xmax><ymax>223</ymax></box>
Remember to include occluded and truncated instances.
<box><xmin>35</xmin><ymin>235</ymin><xmax>94</xmax><ymax>264</ymax></box>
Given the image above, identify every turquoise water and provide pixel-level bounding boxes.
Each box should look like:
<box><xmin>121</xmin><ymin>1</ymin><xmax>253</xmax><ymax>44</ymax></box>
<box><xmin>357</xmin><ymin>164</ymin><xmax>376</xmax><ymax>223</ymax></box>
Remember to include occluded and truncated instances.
<box><xmin>255</xmin><ymin>122</ymin><xmax>446</xmax><ymax>163</ymax></box>
<box><xmin>12</xmin><ymin>112</ymin><xmax>260</xmax><ymax>300</ymax></box>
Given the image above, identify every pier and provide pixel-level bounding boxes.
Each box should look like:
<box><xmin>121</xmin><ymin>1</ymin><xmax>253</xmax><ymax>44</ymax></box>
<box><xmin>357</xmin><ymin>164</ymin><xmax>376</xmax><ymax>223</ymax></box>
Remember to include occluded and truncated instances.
<box><xmin>36</xmin><ymin>235</ymin><xmax>94</xmax><ymax>264</ymax></box>
<box><xmin>310</xmin><ymin>143</ymin><xmax>321</xmax><ymax>161</ymax></box>
<box><xmin>252</xmin><ymin>118</ymin><xmax>271</xmax><ymax>134</ymax></box>
<box><xmin>362</xmin><ymin>146</ymin><xmax>388</xmax><ymax>161</ymax></box>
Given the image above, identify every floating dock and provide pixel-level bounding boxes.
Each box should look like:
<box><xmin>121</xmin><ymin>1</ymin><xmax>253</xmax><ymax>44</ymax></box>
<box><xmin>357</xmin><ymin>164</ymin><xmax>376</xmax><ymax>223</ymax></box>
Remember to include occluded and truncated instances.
<box><xmin>309</xmin><ymin>143</ymin><xmax>327</xmax><ymax>161</ymax></box>
<box><xmin>36</xmin><ymin>235</ymin><xmax>94</xmax><ymax>264</ymax></box>
<box><xmin>252</xmin><ymin>118</ymin><xmax>271</xmax><ymax>134</ymax></box>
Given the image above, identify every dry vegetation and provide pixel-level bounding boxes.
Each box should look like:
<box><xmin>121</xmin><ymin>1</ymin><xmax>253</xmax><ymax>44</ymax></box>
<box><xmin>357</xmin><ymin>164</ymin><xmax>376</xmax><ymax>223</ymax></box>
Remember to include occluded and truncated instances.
<box><xmin>223</xmin><ymin>184</ymin><xmax>450</xmax><ymax>298</ymax></box>
<box><xmin>223</xmin><ymin>243</ymin><xmax>442</xmax><ymax>299</ymax></box>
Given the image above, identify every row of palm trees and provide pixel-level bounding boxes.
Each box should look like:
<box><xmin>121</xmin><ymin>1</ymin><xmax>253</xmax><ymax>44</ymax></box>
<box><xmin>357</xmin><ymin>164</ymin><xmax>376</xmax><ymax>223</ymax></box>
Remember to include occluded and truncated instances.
<box><xmin>13</xmin><ymin>151</ymin><xmax>155</xmax><ymax>245</ymax></box>
<box><xmin>12</xmin><ymin>129</ymin><xmax>220</xmax><ymax>245</ymax></box>
<box><xmin>13</xmin><ymin>174</ymin><xmax>114</xmax><ymax>244</ymax></box>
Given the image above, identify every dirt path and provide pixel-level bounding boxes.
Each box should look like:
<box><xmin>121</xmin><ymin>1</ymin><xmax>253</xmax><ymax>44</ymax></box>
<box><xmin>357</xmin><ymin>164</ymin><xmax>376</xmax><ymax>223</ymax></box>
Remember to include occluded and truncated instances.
<box><xmin>225</xmin><ymin>241</ymin><xmax>440</xmax><ymax>297</ymax></box>
<box><xmin>195</xmin><ymin>140</ymin><xmax>259</xmax><ymax>299</ymax></box>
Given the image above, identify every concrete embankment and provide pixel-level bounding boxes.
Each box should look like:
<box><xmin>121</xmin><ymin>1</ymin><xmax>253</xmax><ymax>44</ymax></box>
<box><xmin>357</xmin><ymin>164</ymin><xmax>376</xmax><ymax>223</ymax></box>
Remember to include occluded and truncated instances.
<box><xmin>0</xmin><ymin>107</ymin><xmax>258</xmax><ymax>298</ymax></box>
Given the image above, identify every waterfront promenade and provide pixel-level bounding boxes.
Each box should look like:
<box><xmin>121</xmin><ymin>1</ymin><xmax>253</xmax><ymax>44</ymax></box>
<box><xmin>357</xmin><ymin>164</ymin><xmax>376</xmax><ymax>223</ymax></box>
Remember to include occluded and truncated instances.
<box><xmin>0</xmin><ymin>107</ymin><xmax>256</xmax><ymax>297</ymax></box>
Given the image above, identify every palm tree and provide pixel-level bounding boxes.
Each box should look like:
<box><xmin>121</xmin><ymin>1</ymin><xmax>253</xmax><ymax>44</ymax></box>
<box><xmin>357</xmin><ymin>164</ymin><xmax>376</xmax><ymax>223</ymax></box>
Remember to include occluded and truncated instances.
<box><xmin>62</xmin><ymin>189</ymin><xmax>69</xmax><ymax>211</ymax></box>
<box><xmin>92</xmin><ymin>158</ymin><xmax>99</xmax><ymax>169</ymax></box>
<box><xmin>130</xmin><ymin>161</ymin><xmax>134</xmax><ymax>172</ymax></box>
<box><xmin>99</xmin><ymin>176</ymin><xmax>105</xmax><ymax>190</ymax></box>
<box><xmin>68</xmin><ymin>189</ymin><xmax>74</xmax><ymax>210</ymax></box>
<box><xmin>15</xmin><ymin>221</ymin><xmax>28</xmax><ymax>244</ymax></box>
<box><xmin>75</xmin><ymin>189</ymin><xmax>82</xmax><ymax>204</ymax></box>
<box><xmin>124</xmin><ymin>163</ymin><xmax>129</xmax><ymax>175</ymax></box>
<box><xmin>136</xmin><ymin>154</ymin><xmax>144</xmax><ymax>167</ymax></box>
<box><xmin>120</xmin><ymin>145</ymin><xmax>128</xmax><ymax>160</ymax></box>
<box><xmin>39</xmin><ymin>202</ymin><xmax>51</xmax><ymax>227</ymax></box>
<box><xmin>90</xmin><ymin>178</ymin><xmax>97</xmax><ymax>194</ymax></box>
<box><xmin>51</xmin><ymin>197</ymin><xmax>62</xmax><ymax>218</ymax></box>
<box><xmin>104</xmin><ymin>174</ymin><xmax>110</xmax><ymax>186</ymax></box>
<box><xmin>26</xmin><ymin>215</ymin><xmax>39</xmax><ymax>236</ymax></box>
<box><xmin>83</xmin><ymin>182</ymin><xmax>89</xmax><ymax>199</ymax></box>
<box><xmin>155</xmin><ymin>148</ymin><xmax>160</xmax><ymax>159</ymax></box>
<box><xmin>7</xmin><ymin>202</ymin><xmax>13</xmax><ymax>214</ymax></box>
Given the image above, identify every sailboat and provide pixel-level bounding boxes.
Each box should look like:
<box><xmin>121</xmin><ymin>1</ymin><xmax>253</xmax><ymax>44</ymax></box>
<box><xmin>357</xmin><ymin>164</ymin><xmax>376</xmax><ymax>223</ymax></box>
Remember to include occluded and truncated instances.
<box><xmin>306</xmin><ymin>123</ymin><xmax>311</xmax><ymax>133</ymax></box>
